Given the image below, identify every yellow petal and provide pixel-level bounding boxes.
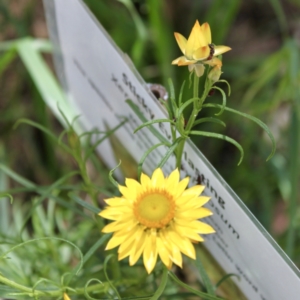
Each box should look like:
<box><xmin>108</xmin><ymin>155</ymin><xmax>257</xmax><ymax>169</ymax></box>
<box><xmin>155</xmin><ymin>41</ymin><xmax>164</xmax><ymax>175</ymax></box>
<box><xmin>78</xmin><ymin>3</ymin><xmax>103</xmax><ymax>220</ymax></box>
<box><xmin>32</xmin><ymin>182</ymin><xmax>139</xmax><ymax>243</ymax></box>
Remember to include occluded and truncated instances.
<box><xmin>102</xmin><ymin>218</ymin><xmax>137</xmax><ymax>233</ymax></box>
<box><xmin>104</xmin><ymin>197</ymin><xmax>128</xmax><ymax>206</ymax></box>
<box><xmin>129</xmin><ymin>229</ymin><xmax>147</xmax><ymax>265</ymax></box>
<box><xmin>143</xmin><ymin>232</ymin><xmax>158</xmax><ymax>274</ymax></box>
<box><xmin>186</xmin><ymin>20</ymin><xmax>206</xmax><ymax>58</ymax></box>
<box><xmin>99</xmin><ymin>208</ymin><xmax>121</xmax><ymax>220</ymax></box>
<box><xmin>151</xmin><ymin>168</ymin><xmax>165</xmax><ymax>188</ymax></box>
<box><xmin>182</xmin><ymin>185</ymin><xmax>205</xmax><ymax>197</ymax></box>
<box><xmin>176</xmin><ymin>207</ymin><xmax>213</xmax><ymax>219</ymax></box>
<box><xmin>165</xmin><ymin>168</ymin><xmax>180</xmax><ymax>189</ymax></box>
<box><xmin>118</xmin><ymin>228</ymin><xmax>145</xmax><ymax>260</ymax></box>
<box><xmin>140</xmin><ymin>172</ymin><xmax>151</xmax><ymax>188</ymax></box>
<box><xmin>204</xmin><ymin>57</ymin><xmax>222</xmax><ymax>68</ymax></box>
<box><xmin>174</xmin><ymin>32</ymin><xmax>187</xmax><ymax>55</ymax></box>
<box><xmin>198</xmin><ymin>196</ymin><xmax>211</xmax><ymax>206</ymax></box>
<box><xmin>193</xmin><ymin>45</ymin><xmax>210</xmax><ymax>61</ymax></box>
<box><xmin>99</xmin><ymin>206</ymin><xmax>132</xmax><ymax>220</ymax></box>
<box><xmin>173</xmin><ymin>222</ymin><xmax>204</xmax><ymax>242</ymax></box>
<box><xmin>213</xmin><ymin>45</ymin><xmax>231</xmax><ymax>56</ymax></box>
<box><xmin>192</xmin><ymin>220</ymin><xmax>215</xmax><ymax>234</ymax></box>
<box><xmin>118</xmin><ymin>185</ymin><xmax>135</xmax><ymax>202</ymax></box>
<box><xmin>170</xmin><ymin>245</ymin><xmax>182</xmax><ymax>268</ymax></box>
<box><xmin>161</xmin><ymin>231</ymin><xmax>182</xmax><ymax>267</ymax></box>
<box><xmin>201</xmin><ymin>22</ymin><xmax>212</xmax><ymax>44</ymax></box>
<box><xmin>105</xmin><ymin>234</ymin><xmax>127</xmax><ymax>250</ymax></box>
<box><xmin>113</xmin><ymin>223</ymin><xmax>140</xmax><ymax>237</ymax></box>
<box><xmin>156</xmin><ymin>236</ymin><xmax>172</xmax><ymax>268</ymax></box>
<box><xmin>168</xmin><ymin>230</ymin><xmax>196</xmax><ymax>259</ymax></box>
<box><xmin>118</xmin><ymin>230</ymin><xmax>138</xmax><ymax>254</ymax></box>
<box><xmin>118</xmin><ymin>243</ymin><xmax>134</xmax><ymax>260</ymax></box>
<box><xmin>125</xmin><ymin>178</ymin><xmax>143</xmax><ymax>195</ymax></box>
<box><xmin>174</xmin><ymin>177</ymin><xmax>190</xmax><ymax>197</ymax></box>
<box><xmin>178</xmin><ymin>195</ymin><xmax>210</xmax><ymax>210</ymax></box>
<box><xmin>172</xmin><ymin>56</ymin><xmax>197</xmax><ymax>66</ymax></box>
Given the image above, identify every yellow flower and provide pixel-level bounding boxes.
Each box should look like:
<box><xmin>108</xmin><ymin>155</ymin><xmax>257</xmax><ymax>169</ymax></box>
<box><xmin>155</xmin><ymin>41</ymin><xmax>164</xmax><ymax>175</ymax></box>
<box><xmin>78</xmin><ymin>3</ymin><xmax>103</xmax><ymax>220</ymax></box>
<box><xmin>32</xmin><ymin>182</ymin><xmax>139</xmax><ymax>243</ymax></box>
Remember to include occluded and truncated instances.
<box><xmin>99</xmin><ymin>168</ymin><xmax>215</xmax><ymax>274</ymax></box>
<box><xmin>63</xmin><ymin>293</ymin><xmax>71</xmax><ymax>300</ymax></box>
<box><xmin>172</xmin><ymin>20</ymin><xmax>231</xmax><ymax>76</ymax></box>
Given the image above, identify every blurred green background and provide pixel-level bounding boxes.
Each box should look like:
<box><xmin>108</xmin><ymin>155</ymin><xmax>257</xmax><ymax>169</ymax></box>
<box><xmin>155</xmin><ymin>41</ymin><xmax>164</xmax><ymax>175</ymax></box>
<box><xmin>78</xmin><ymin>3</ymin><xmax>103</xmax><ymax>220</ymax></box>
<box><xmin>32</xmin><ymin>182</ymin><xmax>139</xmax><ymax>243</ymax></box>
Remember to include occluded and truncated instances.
<box><xmin>0</xmin><ymin>0</ymin><xmax>300</xmax><ymax>266</ymax></box>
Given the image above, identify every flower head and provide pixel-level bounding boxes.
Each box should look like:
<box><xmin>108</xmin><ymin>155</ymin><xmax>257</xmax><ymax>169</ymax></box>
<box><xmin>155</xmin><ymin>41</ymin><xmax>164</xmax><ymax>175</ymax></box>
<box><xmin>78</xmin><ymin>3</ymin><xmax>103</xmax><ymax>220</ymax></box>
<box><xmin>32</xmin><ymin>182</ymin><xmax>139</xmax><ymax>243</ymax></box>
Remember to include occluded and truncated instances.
<box><xmin>172</xmin><ymin>20</ymin><xmax>231</xmax><ymax>76</ymax></box>
<box><xmin>99</xmin><ymin>168</ymin><xmax>214</xmax><ymax>274</ymax></box>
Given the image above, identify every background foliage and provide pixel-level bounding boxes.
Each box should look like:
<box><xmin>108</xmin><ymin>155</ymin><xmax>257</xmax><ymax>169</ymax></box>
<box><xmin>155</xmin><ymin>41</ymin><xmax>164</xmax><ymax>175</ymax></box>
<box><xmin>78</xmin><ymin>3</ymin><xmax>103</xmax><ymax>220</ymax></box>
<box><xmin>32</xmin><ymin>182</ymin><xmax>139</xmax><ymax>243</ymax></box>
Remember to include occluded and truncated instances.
<box><xmin>0</xmin><ymin>0</ymin><xmax>300</xmax><ymax>297</ymax></box>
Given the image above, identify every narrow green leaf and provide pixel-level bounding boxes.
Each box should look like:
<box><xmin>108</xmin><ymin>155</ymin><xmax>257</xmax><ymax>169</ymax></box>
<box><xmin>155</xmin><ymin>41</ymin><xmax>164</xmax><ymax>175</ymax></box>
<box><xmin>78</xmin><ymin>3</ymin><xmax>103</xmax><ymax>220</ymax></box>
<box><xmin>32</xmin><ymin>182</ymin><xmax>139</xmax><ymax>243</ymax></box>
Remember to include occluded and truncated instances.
<box><xmin>0</xmin><ymin>48</ymin><xmax>17</xmax><ymax>75</ymax></box>
<box><xmin>157</xmin><ymin>138</ymin><xmax>184</xmax><ymax>168</ymax></box>
<box><xmin>137</xmin><ymin>142</ymin><xmax>167</xmax><ymax>179</ymax></box>
<box><xmin>103</xmin><ymin>255</ymin><xmax>121</xmax><ymax>300</ymax></box>
<box><xmin>202</xmin><ymin>103</ymin><xmax>276</xmax><ymax>160</ymax></box>
<box><xmin>84</xmin><ymin>278</ymin><xmax>112</xmax><ymax>300</ymax></box>
<box><xmin>20</xmin><ymin>171</ymin><xmax>82</xmax><ymax>233</ymax></box>
<box><xmin>178</xmin><ymin>80</ymin><xmax>186</xmax><ymax>107</ymax></box>
<box><xmin>177</xmin><ymin>97</ymin><xmax>200</xmax><ymax>118</ymax></box>
<box><xmin>70</xmin><ymin>194</ymin><xmax>101</xmax><ymax>214</ymax></box>
<box><xmin>0</xmin><ymin>194</ymin><xmax>13</xmax><ymax>204</ymax></box>
<box><xmin>150</xmin><ymin>268</ymin><xmax>168</xmax><ymax>300</ymax></box>
<box><xmin>14</xmin><ymin>118</ymin><xmax>72</xmax><ymax>154</ymax></box>
<box><xmin>192</xmin><ymin>117</ymin><xmax>226</xmax><ymax>128</ymax></box>
<box><xmin>167</xmin><ymin>78</ymin><xmax>177</xmax><ymax>118</ymax></box>
<box><xmin>50</xmin><ymin>195</ymin><xmax>89</xmax><ymax>218</ymax></box>
<box><xmin>195</xmin><ymin>250</ymin><xmax>215</xmax><ymax>295</ymax></box>
<box><xmin>217</xmin><ymin>79</ymin><xmax>231</xmax><ymax>96</ymax></box>
<box><xmin>108</xmin><ymin>161</ymin><xmax>122</xmax><ymax>189</ymax></box>
<box><xmin>267</xmin><ymin>0</ymin><xmax>288</xmax><ymax>37</ymax></box>
<box><xmin>16</xmin><ymin>38</ymin><xmax>78</xmax><ymax>128</ymax></box>
<box><xmin>168</xmin><ymin>78</ymin><xmax>176</xmax><ymax>104</ymax></box>
<box><xmin>168</xmin><ymin>272</ymin><xmax>224</xmax><ymax>300</ymax></box>
<box><xmin>126</xmin><ymin>99</ymin><xmax>169</xmax><ymax>144</ymax></box>
<box><xmin>215</xmin><ymin>273</ymin><xmax>240</xmax><ymax>289</ymax></box>
<box><xmin>83</xmin><ymin>234</ymin><xmax>112</xmax><ymax>265</ymax></box>
<box><xmin>0</xmin><ymin>163</ymin><xmax>37</xmax><ymax>189</ymax></box>
<box><xmin>84</xmin><ymin>119</ymin><xmax>127</xmax><ymax>161</ymax></box>
<box><xmin>117</xmin><ymin>0</ymin><xmax>147</xmax><ymax>67</ymax></box>
<box><xmin>190</xmin><ymin>130</ymin><xmax>244</xmax><ymax>165</ymax></box>
<box><xmin>134</xmin><ymin>119</ymin><xmax>176</xmax><ymax>133</ymax></box>
<box><xmin>211</xmin><ymin>86</ymin><xmax>226</xmax><ymax>116</ymax></box>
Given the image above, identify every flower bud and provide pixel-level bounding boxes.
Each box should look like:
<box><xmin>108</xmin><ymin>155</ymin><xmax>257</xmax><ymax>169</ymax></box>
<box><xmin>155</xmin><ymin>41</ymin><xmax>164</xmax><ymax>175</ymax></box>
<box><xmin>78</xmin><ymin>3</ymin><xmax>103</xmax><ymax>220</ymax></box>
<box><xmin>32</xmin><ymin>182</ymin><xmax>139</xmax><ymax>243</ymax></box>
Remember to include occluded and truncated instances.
<box><xmin>208</xmin><ymin>65</ymin><xmax>222</xmax><ymax>83</ymax></box>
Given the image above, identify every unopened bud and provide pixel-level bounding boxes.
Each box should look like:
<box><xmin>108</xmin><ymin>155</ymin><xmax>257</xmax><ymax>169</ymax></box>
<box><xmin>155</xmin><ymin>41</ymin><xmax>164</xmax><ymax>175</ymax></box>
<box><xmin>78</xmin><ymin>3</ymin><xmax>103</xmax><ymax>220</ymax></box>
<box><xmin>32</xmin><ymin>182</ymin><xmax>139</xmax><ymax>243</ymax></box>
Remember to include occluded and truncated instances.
<box><xmin>68</xmin><ymin>130</ymin><xmax>81</xmax><ymax>150</ymax></box>
<box><xmin>208</xmin><ymin>66</ymin><xmax>222</xmax><ymax>83</ymax></box>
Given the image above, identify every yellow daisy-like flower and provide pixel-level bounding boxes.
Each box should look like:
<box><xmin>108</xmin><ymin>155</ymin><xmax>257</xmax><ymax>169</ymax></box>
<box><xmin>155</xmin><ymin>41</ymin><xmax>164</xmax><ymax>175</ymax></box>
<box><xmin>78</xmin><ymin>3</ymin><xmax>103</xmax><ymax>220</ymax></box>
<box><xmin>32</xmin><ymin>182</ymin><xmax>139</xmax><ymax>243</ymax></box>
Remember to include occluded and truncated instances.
<box><xmin>172</xmin><ymin>20</ymin><xmax>231</xmax><ymax>77</ymax></box>
<box><xmin>99</xmin><ymin>168</ymin><xmax>215</xmax><ymax>274</ymax></box>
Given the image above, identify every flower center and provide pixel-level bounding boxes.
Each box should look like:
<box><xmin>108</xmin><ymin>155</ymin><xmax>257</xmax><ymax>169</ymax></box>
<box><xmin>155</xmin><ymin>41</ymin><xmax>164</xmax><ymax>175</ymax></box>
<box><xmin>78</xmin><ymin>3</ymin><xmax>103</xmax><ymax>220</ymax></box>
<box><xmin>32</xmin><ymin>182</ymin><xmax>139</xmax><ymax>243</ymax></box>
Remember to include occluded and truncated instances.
<box><xmin>134</xmin><ymin>189</ymin><xmax>175</xmax><ymax>229</ymax></box>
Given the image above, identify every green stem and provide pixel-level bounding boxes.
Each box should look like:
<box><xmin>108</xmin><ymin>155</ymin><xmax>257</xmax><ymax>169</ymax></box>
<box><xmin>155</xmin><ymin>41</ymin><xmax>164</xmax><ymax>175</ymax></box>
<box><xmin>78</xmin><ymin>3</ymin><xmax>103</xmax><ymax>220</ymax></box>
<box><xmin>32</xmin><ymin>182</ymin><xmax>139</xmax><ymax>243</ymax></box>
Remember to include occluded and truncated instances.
<box><xmin>0</xmin><ymin>274</ymin><xmax>61</xmax><ymax>297</ymax></box>
<box><xmin>175</xmin><ymin>72</ymin><xmax>200</xmax><ymax>169</ymax></box>
<box><xmin>185</xmin><ymin>73</ymin><xmax>200</xmax><ymax>131</ymax></box>
<box><xmin>0</xmin><ymin>273</ymin><xmax>121</xmax><ymax>298</ymax></box>
<box><xmin>68</xmin><ymin>131</ymin><xmax>100</xmax><ymax>209</ymax></box>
